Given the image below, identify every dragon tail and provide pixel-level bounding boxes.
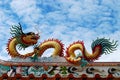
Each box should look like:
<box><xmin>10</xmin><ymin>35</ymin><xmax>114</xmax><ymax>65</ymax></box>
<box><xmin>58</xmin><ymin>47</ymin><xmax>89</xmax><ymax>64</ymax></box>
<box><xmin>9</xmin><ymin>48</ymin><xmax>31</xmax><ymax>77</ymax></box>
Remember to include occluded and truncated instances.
<box><xmin>83</xmin><ymin>38</ymin><xmax>118</xmax><ymax>61</ymax></box>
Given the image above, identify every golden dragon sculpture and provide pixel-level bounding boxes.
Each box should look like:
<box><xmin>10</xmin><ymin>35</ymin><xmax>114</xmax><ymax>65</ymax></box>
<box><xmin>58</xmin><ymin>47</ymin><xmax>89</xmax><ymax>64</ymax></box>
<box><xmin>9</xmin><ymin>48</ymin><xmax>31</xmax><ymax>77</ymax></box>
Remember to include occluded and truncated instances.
<box><xmin>6</xmin><ymin>23</ymin><xmax>118</xmax><ymax>64</ymax></box>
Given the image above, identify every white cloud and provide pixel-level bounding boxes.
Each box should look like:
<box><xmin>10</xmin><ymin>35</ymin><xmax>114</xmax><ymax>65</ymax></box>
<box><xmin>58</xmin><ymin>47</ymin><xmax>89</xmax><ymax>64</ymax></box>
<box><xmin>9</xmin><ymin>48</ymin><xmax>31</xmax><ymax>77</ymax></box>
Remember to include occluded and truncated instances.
<box><xmin>96</xmin><ymin>48</ymin><xmax>120</xmax><ymax>62</ymax></box>
<box><xmin>10</xmin><ymin>0</ymin><xmax>36</xmax><ymax>13</ymax></box>
<box><xmin>10</xmin><ymin>0</ymin><xmax>43</xmax><ymax>25</ymax></box>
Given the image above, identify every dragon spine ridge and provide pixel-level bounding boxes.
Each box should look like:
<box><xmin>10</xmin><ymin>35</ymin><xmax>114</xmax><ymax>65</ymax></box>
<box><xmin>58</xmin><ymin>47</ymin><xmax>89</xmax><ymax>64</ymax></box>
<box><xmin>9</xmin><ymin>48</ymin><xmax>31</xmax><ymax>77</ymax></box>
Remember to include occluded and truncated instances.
<box><xmin>10</xmin><ymin>23</ymin><xmax>24</xmax><ymax>37</ymax></box>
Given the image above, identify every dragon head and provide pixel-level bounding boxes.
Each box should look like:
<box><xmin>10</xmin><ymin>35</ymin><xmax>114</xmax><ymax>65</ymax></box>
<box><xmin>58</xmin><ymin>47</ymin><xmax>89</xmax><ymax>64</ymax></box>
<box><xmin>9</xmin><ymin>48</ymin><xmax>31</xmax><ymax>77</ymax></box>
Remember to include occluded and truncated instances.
<box><xmin>22</xmin><ymin>32</ymin><xmax>40</xmax><ymax>45</ymax></box>
<box><xmin>10</xmin><ymin>23</ymin><xmax>40</xmax><ymax>49</ymax></box>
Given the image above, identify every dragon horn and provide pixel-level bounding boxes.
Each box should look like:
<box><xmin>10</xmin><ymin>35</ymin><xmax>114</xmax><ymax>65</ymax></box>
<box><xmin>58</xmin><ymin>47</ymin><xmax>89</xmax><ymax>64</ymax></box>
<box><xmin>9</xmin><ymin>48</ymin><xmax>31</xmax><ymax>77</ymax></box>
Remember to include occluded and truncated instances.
<box><xmin>33</xmin><ymin>25</ymin><xmax>41</xmax><ymax>35</ymax></box>
<box><xmin>18</xmin><ymin>23</ymin><xmax>24</xmax><ymax>34</ymax></box>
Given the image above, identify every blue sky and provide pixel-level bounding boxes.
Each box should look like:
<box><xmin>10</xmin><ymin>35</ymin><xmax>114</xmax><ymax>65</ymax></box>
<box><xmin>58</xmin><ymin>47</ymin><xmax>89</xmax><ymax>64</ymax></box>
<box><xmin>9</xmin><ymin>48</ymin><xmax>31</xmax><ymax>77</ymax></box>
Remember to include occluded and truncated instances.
<box><xmin>0</xmin><ymin>0</ymin><xmax>120</xmax><ymax>61</ymax></box>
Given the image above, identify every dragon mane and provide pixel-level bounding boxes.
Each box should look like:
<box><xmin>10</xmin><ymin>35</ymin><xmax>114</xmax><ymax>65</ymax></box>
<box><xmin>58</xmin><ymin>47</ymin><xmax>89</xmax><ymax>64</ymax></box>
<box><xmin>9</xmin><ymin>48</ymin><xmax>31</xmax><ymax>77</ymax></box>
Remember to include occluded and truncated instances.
<box><xmin>10</xmin><ymin>23</ymin><xmax>24</xmax><ymax>37</ymax></box>
<box><xmin>10</xmin><ymin>23</ymin><xmax>30</xmax><ymax>50</ymax></box>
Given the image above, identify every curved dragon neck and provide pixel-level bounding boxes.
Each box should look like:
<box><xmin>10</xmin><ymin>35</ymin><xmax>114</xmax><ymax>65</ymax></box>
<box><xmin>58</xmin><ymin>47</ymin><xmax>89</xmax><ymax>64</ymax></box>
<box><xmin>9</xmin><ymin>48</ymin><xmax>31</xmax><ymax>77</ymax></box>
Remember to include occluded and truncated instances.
<box><xmin>7</xmin><ymin>37</ymin><xmax>35</xmax><ymax>58</ymax></box>
<box><xmin>67</xmin><ymin>44</ymin><xmax>84</xmax><ymax>58</ymax></box>
<box><xmin>83</xmin><ymin>45</ymin><xmax>102</xmax><ymax>61</ymax></box>
<box><xmin>65</xmin><ymin>41</ymin><xmax>84</xmax><ymax>64</ymax></box>
<box><xmin>66</xmin><ymin>41</ymin><xmax>84</xmax><ymax>58</ymax></box>
<box><xmin>38</xmin><ymin>39</ymin><xmax>64</xmax><ymax>57</ymax></box>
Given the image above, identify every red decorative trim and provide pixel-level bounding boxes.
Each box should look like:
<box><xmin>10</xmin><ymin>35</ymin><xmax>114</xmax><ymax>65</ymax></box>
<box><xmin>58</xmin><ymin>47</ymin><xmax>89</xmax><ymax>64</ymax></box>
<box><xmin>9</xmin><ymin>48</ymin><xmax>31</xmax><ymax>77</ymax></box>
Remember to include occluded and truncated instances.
<box><xmin>107</xmin><ymin>74</ymin><xmax>114</xmax><ymax>79</ymax></box>
<box><xmin>1</xmin><ymin>74</ymin><xmax>120</xmax><ymax>79</ymax></box>
<box><xmin>1</xmin><ymin>59</ymin><xmax>120</xmax><ymax>66</ymax></box>
<box><xmin>81</xmin><ymin>74</ymin><xmax>87</xmax><ymax>78</ymax></box>
<box><xmin>14</xmin><ymin>74</ymin><xmax>22</xmax><ymax>79</ymax></box>
<box><xmin>28</xmin><ymin>74</ymin><xmax>35</xmax><ymax>79</ymax></box>
<box><xmin>55</xmin><ymin>74</ymin><xmax>61</xmax><ymax>79</ymax></box>
<box><xmin>1</xmin><ymin>73</ymin><xmax>8</xmax><ymax>79</ymax></box>
<box><xmin>95</xmin><ymin>74</ymin><xmax>101</xmax><ymax>78</ymax></box>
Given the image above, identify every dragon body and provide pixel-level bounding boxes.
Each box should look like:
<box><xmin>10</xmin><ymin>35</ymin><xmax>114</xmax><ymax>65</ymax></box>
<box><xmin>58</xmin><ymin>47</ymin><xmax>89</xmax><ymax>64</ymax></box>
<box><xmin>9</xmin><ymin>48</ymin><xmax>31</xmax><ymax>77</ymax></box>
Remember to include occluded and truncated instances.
<box><xmin>65</xmin><ymin>38</ymin><xmax>118</xmax><ymax>64</ymax></box>
<box><xmin>7</xmin><ymin>23</ymin><xmax>118</xmax><ymax>64</ymax></box>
